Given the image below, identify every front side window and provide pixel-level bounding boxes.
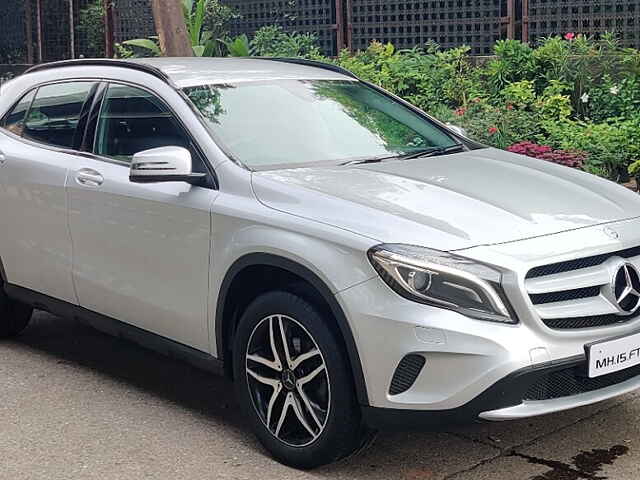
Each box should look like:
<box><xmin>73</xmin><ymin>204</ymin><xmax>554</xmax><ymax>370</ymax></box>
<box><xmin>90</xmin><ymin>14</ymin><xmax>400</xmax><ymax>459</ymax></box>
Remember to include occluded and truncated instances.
<box><xmin>184</xmin><ymin>79</ymin><xmax>459</xmax><ymax>169</ymax></box>
<box><xmin>23</xmin><ymin>82</ymin><xmax>95</xmax><ymax>149</ymax></box>
<box><xmin>94</xmin><ymin>84</ymin><xmax>192</xmax><ymax>163</ymax></box>
<box><xmin>2</xmin><ymin>89</ymin><xmax>36</xmax><ymax>136</ymax></box>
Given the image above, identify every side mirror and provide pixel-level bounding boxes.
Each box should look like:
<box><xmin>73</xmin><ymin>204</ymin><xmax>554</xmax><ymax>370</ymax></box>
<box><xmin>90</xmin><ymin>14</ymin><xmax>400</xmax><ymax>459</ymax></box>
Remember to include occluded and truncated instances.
<box><xmin>129</xmin><ymin>146</ymin><xmax>206</xmax><ymax>185</ymax></box>
<box><xmin>445</xmin><ymin>123</ymin><xmax>469</xmax><ymax>138</ymax></box>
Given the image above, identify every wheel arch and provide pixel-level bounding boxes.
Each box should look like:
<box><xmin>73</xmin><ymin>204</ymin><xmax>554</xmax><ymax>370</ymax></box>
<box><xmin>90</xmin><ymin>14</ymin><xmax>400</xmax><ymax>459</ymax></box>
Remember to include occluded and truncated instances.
<box><xmin>215</xmin><ymin>252</ymin><xmax>369</xmax><ymax>405</ymax></box>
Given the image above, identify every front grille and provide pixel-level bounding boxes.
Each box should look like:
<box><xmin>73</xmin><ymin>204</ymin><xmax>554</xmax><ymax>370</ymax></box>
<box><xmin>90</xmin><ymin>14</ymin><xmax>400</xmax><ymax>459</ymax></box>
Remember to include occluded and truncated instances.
<box><xmin>524</xmin><ymin>246</ymin><xmax>640</xmax><ymax>330</ymax></box>
<box><xmin>526</xmin><ymin>246</ymin><xmax>640</xmax><ymax>279</ymax></box>
<box><xmin>524</xmin><ymin>362</ymin><xmax>640</xmax><ymax>401</ymax></box>
<box><xmin>389</xmin><ymin>354</ymin><xmax>425</xmax><ymax>395</ymax></box>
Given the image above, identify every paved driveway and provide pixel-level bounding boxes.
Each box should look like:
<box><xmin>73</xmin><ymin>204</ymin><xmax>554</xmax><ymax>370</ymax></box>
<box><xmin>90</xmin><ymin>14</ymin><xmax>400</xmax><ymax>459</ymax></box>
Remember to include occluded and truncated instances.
<box><xmin>2</xmin><ymin>311</ymin><xmax>639</xmax><ymax>480</ymax></box>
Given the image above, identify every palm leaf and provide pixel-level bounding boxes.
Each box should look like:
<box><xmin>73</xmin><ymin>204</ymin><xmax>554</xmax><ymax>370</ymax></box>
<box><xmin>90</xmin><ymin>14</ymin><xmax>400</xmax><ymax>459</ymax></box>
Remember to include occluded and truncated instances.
<box><xmin>122</xmin><ymin>38</ymin><xmax>161</xmax><ymax>55</ymax></box>
<box><xmin>223</xmin><ymin>35</ymin><xmax>250</xmax><ymax>57</ymax></box>
<box><xmin>192</xmin><ymin>0</ymin><xmax>206</xmax><ymax>46</ymax></box>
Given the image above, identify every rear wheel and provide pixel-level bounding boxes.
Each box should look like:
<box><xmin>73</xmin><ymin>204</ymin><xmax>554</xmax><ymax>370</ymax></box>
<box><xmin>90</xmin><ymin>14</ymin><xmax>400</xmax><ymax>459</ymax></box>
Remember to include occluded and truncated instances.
<box><xmin>0</xmin><ymin>286</ymin><xmax>33</xmax><ymax>338</ymax></box>
<box><xmin>233</xmin><ymin>291</ymin><xmax>367</xmax><ymax>468</ymax></box>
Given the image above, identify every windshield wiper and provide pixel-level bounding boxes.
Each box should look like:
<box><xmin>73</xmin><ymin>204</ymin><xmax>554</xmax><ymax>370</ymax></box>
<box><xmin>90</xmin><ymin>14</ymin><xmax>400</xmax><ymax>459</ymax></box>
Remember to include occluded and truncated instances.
<box><xmin>400</xmin><ymin>143</ymin><xmax>466</xmax><ymax>160</ymax></box>
<box><xmin>339</xmin><ymin>153</ymin><xmax>404</xmax><ymax>166</ymax></box>
<box><xmin>340</xmin><ymin>144</ymin><xmax>465</xmax><ymax>166</ymax></box>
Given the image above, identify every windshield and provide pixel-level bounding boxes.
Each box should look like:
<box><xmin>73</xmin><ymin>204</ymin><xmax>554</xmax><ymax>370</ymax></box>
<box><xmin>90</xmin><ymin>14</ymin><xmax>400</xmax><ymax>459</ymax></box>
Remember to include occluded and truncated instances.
<box><xmin>184</xmin><ymin>79</ymin><xmax>460</xmax><ymax>169</ymax></box>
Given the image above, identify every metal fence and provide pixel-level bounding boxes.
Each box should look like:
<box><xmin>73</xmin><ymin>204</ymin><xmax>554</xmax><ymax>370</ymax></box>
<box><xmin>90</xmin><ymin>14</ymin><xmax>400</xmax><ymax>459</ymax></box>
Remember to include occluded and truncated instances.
<box><xmin>525</xmin><ymin>0</ymin><xmax>640</xmax><ymax>47</ymax></box>
<box><xmin>2</xmin><ymin>0</ymin><xmax>640</xmax><ymax>64</ymax></box>
<box><xmin>348</xmin><ymin>0</ymin><xmax>506</xmax><ymax>55</ymax></box>
<box><xmin>0</xmin><ymin>1</ymin><xmax>27</xmax><ymax>64</ymax></box>
<box><xmin>111</xmin><ymin>0</ymin><xmax>156</xmax><ymax>44</ymax></box>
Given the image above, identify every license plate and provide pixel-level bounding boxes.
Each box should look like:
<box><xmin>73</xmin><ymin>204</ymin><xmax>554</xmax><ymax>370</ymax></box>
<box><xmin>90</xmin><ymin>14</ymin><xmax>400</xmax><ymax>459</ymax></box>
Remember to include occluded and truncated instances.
<box><xmin>587</xmin><ymin>331</ymin><xmax>640</xmax><ymax>378</ymax></box>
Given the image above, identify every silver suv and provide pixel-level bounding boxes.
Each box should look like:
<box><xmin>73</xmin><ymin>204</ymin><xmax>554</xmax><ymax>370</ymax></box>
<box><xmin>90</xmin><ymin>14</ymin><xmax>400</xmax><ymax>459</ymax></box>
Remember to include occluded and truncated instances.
<box><xmin>2</xmin><ymin>58</ymin><xmax>640</xmax><ymax>468</ymax></box>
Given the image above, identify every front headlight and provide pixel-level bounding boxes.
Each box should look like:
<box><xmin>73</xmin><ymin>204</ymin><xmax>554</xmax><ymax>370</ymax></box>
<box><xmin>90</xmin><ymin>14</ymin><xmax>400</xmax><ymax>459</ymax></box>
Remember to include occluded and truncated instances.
<box><xmin>368</xmin><ymin>244</ymin><xmax>517</xmax><ymax>324</ymax></box>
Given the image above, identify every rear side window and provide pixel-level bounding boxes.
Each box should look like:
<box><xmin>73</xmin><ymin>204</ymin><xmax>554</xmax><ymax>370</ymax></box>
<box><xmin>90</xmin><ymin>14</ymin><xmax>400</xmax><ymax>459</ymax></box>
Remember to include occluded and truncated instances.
<box><xmin>23</xmin><ymin>82</ymin><xmax>95</xmax><ymax>149</ymax></box>
<box><xmin>2</xmin><ymin>89</ymin><xmax>36</xmax><ymax>136</ymax></box>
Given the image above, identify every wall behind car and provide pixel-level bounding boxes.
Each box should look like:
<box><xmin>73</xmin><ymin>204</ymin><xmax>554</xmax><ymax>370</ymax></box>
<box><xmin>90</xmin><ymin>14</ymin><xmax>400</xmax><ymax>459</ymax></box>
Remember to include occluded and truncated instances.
<box><xmin>2</xmin><ymin>0</ymin><xmax>640</xmax><ymax>62</ymax></box>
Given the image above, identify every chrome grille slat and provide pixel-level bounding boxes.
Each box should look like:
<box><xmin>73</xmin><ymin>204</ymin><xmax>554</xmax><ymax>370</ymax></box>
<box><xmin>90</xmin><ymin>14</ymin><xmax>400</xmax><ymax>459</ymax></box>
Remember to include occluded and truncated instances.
<box><xmin>534</xmin><ymin>295</ymin><xmax>618</xmax><ymax>319</ymax></box>
<box><xmin>529</xmin><ymin>286</ymin><xmax>601</xmax><ymax>305</ymax></box>
<box><xmin>525</xmin><ymin>264</ymin><xmax>611</xmax><ymax>294</ymax></box>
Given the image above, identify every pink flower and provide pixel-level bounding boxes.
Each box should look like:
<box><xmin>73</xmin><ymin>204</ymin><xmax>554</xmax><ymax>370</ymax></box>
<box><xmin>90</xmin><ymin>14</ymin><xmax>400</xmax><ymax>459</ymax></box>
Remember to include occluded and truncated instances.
<box><xmin>488</xmin><ymin>126</ymin><xmax>498</xmax><ymax>135</ymax></box>
<box><xmin>506</xmin><ymin>142</ymin><xmax>585</xmax><ymax>169</ymax></box>
<box><xmin>454</xmin><ymin>107</ymin><xmax>466</xmax><ymax>116</ymax></box>
<box><xmin>564</xmin><ymin>32</ymin><xmax>575</xmax><ymax>40</ymax></box>
<box><xmin>506</xmin><ymin>104</ymin><xmax>514</xmax><ymax>111</ymax></box>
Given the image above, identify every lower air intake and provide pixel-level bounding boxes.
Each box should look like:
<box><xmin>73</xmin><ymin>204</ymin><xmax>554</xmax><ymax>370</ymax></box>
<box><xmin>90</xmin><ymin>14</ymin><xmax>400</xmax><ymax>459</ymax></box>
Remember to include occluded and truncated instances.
<box><xmin>524</xmin><ymin>362</ymin><xmax>640</xmax><ymax>400</ymax></box>
<box><xmin>389</xmin><ymin>354</ymin><xmax>426</xmax><ymax>395</ymax></box>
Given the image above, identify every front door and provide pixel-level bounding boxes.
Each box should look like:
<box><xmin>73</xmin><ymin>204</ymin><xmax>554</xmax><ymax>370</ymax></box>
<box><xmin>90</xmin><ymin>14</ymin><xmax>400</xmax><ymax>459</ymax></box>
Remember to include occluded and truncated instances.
<box><xmin>66</xmin><ymin>83</ymin><xmax>217</xmax><ymax>351</ymax></box>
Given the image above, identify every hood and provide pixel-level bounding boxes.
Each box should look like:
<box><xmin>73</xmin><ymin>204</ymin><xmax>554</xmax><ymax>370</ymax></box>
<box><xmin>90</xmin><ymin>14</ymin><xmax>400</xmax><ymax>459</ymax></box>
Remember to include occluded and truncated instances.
<box><xmin>251</xmin><ymin>148</ymin><xmax>640</xmax><ymax>251</ymax></box>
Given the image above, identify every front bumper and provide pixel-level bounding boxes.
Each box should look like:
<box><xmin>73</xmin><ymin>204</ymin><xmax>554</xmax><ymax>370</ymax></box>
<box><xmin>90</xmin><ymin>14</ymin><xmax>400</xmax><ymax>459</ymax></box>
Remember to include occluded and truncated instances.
<box><xmin>362</xmin><ymin>354</ymin><xmax>640</xmax><ymax>429</ymax></box>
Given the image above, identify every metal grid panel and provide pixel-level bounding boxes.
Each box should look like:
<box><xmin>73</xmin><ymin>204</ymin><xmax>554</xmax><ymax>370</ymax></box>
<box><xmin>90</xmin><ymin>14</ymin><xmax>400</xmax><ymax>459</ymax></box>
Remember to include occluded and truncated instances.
<box><xmin>527</xmin><ymin>0</ymin><xmax>640</xmax><ymax>48</ymax></box>
<box><xmin>221</xmin><ymin>0</ymin><xmax>338</xmax><ymax>55</ymax></box>
<box><xmin>0</xmin><ymin>0</ymin><xmax>27</xmax><ymax>63</ymax></box>
<box><xmin>41</xmin><ymin>0</ymin><xmax>73</xmax><ymax>61</ymax></box>
<box><xmin>349</xmin><ymin>0</ymin><xmax>506</xmax><ymax>55</ymax></box>
<box><xmin>112</xmin><ymin>0</ymin><xmax>156</xmax><ymax>44</ymax></box>
<box><xmin>524</xmin><ymin>362</ymin><xmax>640</xmax><ymax>400</ymax></box>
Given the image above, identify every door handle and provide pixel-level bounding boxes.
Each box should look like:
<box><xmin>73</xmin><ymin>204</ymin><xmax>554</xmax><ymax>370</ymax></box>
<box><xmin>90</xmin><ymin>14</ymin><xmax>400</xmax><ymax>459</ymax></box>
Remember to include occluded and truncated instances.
<box><xmin>0</xmin><ymin>151</ymin><xmax>6</xmax><ymax>166</ymax></box>
<box><xmin>75</xmin><ymin>168</ymin><xmax>104</xmax><ymax>187</ymax></box>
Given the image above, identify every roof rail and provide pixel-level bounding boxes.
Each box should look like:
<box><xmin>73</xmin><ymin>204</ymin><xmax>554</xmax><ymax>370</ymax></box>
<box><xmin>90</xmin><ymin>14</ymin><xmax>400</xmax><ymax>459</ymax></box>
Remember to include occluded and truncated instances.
<box><xmin>24</xmin><ymin>59</ymin><xmax>175</xmax><ymax>86</ymax></box>
<box><xmin>256</xmin><ymin>57</ymin><xmax>357</xmax><ymax>79</ymax></box>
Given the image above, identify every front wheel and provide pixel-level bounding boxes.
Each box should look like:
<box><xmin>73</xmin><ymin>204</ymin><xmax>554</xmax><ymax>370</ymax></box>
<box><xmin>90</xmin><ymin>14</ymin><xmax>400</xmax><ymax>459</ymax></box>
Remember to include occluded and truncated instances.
<box><xmin>233</xmin><ymin>291</ymin><xmax>367</xmax><ymax>468</ymax></box>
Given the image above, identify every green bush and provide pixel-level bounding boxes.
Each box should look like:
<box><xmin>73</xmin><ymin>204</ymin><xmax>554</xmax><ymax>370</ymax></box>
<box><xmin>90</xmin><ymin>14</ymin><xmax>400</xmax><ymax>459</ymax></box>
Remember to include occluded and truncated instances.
<box><xmin>250</xmin><ymin>26</ymin><xmax>322</xmax><ymax>58</ymax></box>
<box><xmin>335</xmin><ymin>41</ymin><xmax>485</xmax><ymax>113</ymax></box>
<box><xmin>542</xmin><ymin>117</ymin><xmax>640</xmax><ymax>179</ymax></box>
<box><xmin>450</xmin><ymin>101</ymin><xmax>544</xmax><ymax>149</ymax></box>
<box><xmin>486</xmin><ymin>39</ymin><xmax>536</xmax><ymax>94</ymax></box>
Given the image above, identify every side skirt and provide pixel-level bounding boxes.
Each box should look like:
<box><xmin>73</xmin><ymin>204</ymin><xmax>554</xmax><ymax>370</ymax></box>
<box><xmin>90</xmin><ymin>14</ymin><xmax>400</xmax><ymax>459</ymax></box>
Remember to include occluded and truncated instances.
<box><xmin>4</xmin><ymin>284</ymin><xmax>224</xmax><ymax>376</ymax></box>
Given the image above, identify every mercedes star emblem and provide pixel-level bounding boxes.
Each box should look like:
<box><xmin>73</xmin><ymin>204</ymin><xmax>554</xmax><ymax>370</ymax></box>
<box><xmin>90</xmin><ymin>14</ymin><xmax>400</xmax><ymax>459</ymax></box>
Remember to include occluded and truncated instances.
<box><xmin>613</xmin><ymin>263</ymin><xmax>640</xmax><ymax>314</ymax></box>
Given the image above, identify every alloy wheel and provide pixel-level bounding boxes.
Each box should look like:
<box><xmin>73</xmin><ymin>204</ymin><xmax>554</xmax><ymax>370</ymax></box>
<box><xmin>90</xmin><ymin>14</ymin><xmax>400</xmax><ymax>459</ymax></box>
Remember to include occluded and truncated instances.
<box><xmin>245</xmin><ymin>314</ymin><xmax>330</xmax><ymax>447</ymax></box>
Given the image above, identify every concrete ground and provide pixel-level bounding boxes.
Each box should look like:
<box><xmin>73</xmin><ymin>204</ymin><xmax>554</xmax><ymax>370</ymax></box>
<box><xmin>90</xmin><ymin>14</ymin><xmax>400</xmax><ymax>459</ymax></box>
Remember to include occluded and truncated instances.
<box><xmin>2</xmin><ymin>311</ymin><xmax>639</xmax><ymax>480</ymax></box>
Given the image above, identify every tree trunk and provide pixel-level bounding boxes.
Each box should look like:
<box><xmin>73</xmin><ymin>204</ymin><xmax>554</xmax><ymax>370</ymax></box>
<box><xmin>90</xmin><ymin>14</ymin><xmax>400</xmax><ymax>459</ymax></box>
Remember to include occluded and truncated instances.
<box><xmin>150</xmin><ymin>0</ymin><xmax>192</xmax><ymax>57</ymax></box>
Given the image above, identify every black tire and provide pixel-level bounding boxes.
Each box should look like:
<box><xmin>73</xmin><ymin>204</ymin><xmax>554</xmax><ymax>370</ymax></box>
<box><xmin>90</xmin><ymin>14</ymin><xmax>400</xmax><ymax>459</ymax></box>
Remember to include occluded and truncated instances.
<box><xmin>233</xmin><ymin>291</ymin><xmax>366</xmax><ymax>469</ymax></box>
<box><xmin>0</xmin><ymin>286</ymin><xmax>32</xmax><ymax>338</ymax></box>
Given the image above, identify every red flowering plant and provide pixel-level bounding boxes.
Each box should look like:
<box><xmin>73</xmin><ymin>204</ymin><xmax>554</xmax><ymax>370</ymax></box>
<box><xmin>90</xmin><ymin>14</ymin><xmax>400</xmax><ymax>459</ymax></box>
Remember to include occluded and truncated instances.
<box><xmin>564</xmin><ymin>32</ymin><xmax>576</xmax><ymax>41</ymax></box>
<box><xmin>507</xmin><ymin>141</ymin><xmax>585</xmax><ymax>169</ymax></box>
<box><xmin>443</xmin><ymin>98</ymin><xmax>543</xmax><ymax>149</ymax></box>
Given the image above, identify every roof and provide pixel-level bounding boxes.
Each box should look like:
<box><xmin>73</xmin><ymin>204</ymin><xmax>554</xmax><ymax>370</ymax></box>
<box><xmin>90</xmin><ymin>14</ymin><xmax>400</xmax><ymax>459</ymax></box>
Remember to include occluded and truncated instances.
<box><xmin>130</xmin><ymin>57</ymin><xmax>354</xmax><ymax>88</ymax></box>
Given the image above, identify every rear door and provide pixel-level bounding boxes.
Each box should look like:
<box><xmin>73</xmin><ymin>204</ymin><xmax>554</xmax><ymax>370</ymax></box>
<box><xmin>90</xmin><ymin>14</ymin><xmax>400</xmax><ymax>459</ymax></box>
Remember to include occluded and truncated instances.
<box><xmin>0</xmin><ymin>81</ymin><xmax>96</xmax><ymax>303</ymax></box>
<box><xmin>66</xmin><ymin>82</ymin><xmax>216</xmax><ymax>351</ymax></box>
